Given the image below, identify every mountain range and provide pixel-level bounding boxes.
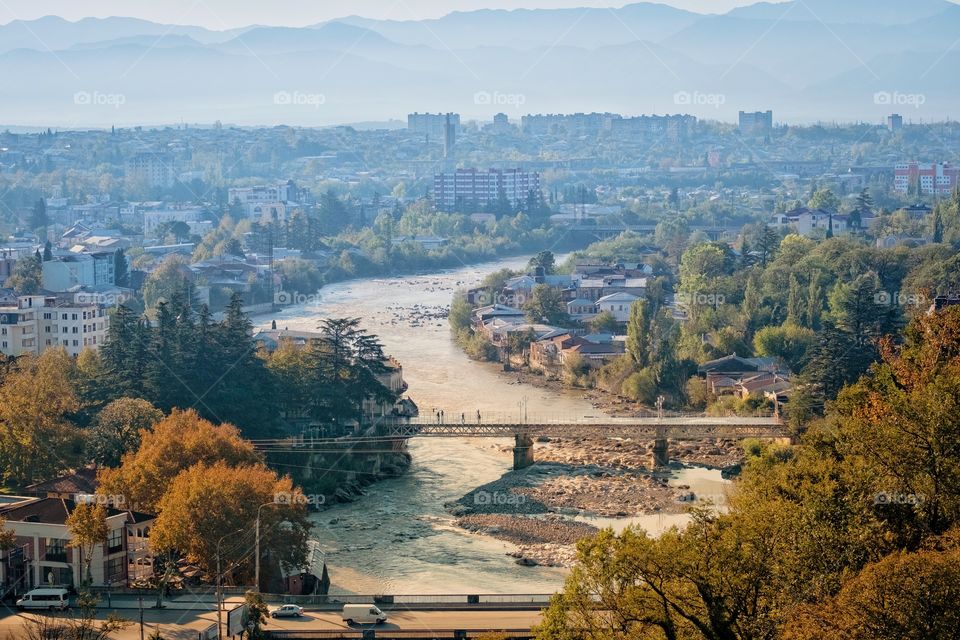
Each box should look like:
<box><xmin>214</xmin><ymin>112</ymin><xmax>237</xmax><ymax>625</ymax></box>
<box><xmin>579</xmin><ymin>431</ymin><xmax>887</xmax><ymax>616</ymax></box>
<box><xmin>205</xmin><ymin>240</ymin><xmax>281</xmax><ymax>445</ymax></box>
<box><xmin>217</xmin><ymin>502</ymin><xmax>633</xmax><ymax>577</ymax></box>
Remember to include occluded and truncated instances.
<box><xmin>0</xmin><ymin>1</ymin><xmax>956</xmax><ymax>128</ymax></box>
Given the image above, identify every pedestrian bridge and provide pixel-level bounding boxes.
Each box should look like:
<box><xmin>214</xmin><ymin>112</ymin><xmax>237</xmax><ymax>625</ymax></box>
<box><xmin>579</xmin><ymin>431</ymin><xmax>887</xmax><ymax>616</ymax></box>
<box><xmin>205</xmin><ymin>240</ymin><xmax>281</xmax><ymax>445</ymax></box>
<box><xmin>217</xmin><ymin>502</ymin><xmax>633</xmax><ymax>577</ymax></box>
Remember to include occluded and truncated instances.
<box><xmin>254</xmin><ymin>412</ymin><xmax>787</xmax><ymax>470</ymax></box>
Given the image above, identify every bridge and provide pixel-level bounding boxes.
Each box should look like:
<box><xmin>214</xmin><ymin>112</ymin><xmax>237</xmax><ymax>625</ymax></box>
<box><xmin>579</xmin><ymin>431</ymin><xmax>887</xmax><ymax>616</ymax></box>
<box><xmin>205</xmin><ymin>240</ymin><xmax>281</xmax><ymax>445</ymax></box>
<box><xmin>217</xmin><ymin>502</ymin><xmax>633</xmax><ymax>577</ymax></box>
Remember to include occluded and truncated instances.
<box><xmin>254</xmin><ymin>412</ymin><xmax>787</xmax><ymax>470</ymax></box>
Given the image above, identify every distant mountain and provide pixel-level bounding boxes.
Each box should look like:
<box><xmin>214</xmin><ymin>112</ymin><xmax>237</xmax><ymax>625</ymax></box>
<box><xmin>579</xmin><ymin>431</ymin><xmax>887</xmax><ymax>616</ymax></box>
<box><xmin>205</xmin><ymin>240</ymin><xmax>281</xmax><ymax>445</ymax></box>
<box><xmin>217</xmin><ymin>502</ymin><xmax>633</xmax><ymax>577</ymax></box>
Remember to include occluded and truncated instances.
<box><xmin>0</xmin><ymin>1</ymin><xmax>957</xmax><ymax>126</ymax></box>
<box><xmin>0</xmin><ymin>16</ymin><xmax>239</xmax><ymax>54</ymax></box>
<box><xmin>726</xmin><ymin>0</ymin><xmax>954</xmax><ymax>25</ymax></box>
<box><xmin>332</xmin><ymin>3</ymin><xmax>703</xmax><ymax>50</ymax></box>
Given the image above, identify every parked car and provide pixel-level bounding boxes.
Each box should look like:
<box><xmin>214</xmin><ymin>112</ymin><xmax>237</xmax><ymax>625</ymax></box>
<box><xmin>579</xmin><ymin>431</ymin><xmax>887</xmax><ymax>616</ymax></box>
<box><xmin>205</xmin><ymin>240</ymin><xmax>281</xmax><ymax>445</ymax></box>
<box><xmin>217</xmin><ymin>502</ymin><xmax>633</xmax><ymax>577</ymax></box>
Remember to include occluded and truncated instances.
<box><xmin>342</xmin><ymin>603</ymin><xmax>387</xmax><ymax>624</ymax></box>
<box><xmin>270</xmin><ymin>604</ymin><xmax>304</xmax><ymax>618</ymax></box>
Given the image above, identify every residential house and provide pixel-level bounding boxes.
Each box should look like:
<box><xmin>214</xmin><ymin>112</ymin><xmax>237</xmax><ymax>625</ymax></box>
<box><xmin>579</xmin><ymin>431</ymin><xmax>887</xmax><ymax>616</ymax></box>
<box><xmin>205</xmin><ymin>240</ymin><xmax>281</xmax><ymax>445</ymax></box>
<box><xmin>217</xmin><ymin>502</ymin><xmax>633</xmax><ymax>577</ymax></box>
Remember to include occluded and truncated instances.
<box><xmin>530</xmin><ymin>332</ymin><xmax>625</xmax><ymax>372</ymax></box>
<box><xmin>0</xmin><ymin>498</ymin><xmax>156</xmax><ymax>594</ymax></box>
<box><xmin>697</xmin><ymin>354</ymin><xmax>783</xmax><ymax>396</ymax></box>
<box><xmin>596</xmin><ymin>292</ymin><xmax>640</xmax><ymax>322</ymax></box>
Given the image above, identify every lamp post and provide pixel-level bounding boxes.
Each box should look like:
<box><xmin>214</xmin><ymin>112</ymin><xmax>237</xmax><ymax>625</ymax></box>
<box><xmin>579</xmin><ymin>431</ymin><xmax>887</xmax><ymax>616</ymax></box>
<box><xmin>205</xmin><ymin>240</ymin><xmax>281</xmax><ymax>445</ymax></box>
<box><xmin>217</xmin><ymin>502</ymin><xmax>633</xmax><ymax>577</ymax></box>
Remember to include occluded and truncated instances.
<box><xmin>255</xmin><ymin>502</ymin><xmax>280</xmax><ymax>593</ymax></box>
<box><xmin>216</xmin><ymin>529</ymin><xmax>242</xmax><ymax>640</ymax></box>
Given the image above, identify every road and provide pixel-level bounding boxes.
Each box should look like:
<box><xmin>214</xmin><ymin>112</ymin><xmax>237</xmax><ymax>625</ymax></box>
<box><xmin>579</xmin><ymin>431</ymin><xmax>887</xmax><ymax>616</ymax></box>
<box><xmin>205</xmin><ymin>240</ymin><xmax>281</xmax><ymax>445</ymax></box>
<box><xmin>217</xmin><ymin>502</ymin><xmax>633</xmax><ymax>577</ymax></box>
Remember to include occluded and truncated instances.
<box><xmin>0</xmin><ymin>606</ymin><xmax>541</xmax><ymax>639</ymax></box>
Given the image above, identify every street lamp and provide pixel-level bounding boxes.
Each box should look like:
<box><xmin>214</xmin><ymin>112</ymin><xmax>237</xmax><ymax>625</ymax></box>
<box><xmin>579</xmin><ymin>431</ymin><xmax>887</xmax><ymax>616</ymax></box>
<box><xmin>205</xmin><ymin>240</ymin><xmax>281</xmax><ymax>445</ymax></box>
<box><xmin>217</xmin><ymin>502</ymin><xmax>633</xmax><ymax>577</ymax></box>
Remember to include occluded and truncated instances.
<box><xmin>255</xmin><ymin>501</ymin><xmax>281</xmax><ymax>593</ymax></box>
<box><xmin>216</xmin><ymin>528</ymin><xmax>243</xmax><ymax>640</ymax></box>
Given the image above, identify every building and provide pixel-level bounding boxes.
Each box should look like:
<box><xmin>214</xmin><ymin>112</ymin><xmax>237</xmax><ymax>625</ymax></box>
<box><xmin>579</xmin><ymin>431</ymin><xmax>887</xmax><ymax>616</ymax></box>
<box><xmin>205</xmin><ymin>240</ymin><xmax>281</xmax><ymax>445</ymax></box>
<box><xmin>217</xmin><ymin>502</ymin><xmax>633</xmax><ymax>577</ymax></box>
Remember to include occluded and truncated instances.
<box><xmin>0</xmin><ymin>294</ymin><xmax>110</xmax><ymax>357</ymax></box>
<box><xmin>124</xmin><ymin>152</ymin><xmax>175</xmax><ymax>189</ymax></box>
<box><xmin>0</xmin><ymin>497</ymin><xmax>155</xmax><ymax>594</ymax></box>
<box><xmin>227</xmin><ymin>181</ymin><xmax>303</xmax><ymax>222</ymax></box>
<box><xmin>443</xmin><ymin>114</ymin><xmax>456</xmax><ymax>158</ymax></box>
<box><xmin>893</xmin><ymin>162</ymin><xmax>960</xmax><ymax>196</ymax></box>
<box><xmin>608</xmin><ymin>114</ymin><xmax>696</xmax><ymax>142</ymax></box>
<box><xmin>433</xmin><ymin>168</ymin><xmax>540</xmax><ymax>212</ymax></box>
<box><xmin>407</xmin><ymin>112</ymin><xmax>461</xmax><ymax>139</ymax></box>
<box><xmin>142</xmin><ymin>206</ymin><xmax>210</xmax><ymax>238</ymax></box>
<box><xmin>42</xmin><ymin>252</ymin><xmax>116</xmax><ymax>291</ymax></box>
<box><xmin>770</xmin><ymin>207</ymin><xmax>852</xmax><ymax>238</ymax></box>
<box><xmin>521</xmin><ymin>112</ymin><xmax>619</xmax><ymax>136</ymax></box>
<box><xmin>595</xmin><ymin>292</ymin><xmax>639</xmax><ymax>322</ymax></box>
<box><xmin>887</xmin><ymin>113</ymin><xmax>903</xmax><ymax>132</ymax></box>
<box><xmin>738</xmin><ymin>110</ymin><xmax>773</xmax><ymax>136</ymax></box>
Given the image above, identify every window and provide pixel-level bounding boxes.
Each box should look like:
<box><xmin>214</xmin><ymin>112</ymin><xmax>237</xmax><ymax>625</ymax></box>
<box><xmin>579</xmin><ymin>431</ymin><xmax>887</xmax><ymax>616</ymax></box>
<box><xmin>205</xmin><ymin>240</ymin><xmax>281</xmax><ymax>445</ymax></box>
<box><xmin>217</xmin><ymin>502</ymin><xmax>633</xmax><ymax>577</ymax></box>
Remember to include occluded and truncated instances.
<box><xmin>105</xmin><ymin>556</ymin><xmax>124</xmax><ymax>582</ymax></box>
<box><xmin>45</xmin><ymin>539</ymin><xmax>68</xmax><ymax>562</ymax></box>
<box><xmin>107</xmin><ymin>528</ymin><xmax>123</xmax><ymax>553</ymax></box>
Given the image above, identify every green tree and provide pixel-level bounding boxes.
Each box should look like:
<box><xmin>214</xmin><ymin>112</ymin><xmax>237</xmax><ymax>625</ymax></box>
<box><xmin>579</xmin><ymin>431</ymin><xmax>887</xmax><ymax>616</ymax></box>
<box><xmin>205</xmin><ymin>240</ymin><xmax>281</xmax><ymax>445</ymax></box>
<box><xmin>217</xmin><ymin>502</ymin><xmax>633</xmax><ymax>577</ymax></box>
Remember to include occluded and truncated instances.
<box><xmin>86</xmin><ymin>398</ymin><xmax>164</xmax><ymax>468</ymax></box>
<box><xmin>5</xmin><ymin>254</ymin><xmax>42</xmax><ymax>294</ymax></box>
<box><xmin>528</xmin><ymin>250</ymin><xmax>556</xmax><ymax>274</ymax></box>
<box><xmin>114</xmin><ymin>248</ymin><xmax>129</xmax><ymax>287</ymax></box>
<box><xmin>808</xmin><ymin>186</ymin><xmax>840</xmax><ymax>211</ymax></box>
<box><xmin>523</xmin><ymin>285</ymin><xmax>569</xmax><ymax>325</ymax></box>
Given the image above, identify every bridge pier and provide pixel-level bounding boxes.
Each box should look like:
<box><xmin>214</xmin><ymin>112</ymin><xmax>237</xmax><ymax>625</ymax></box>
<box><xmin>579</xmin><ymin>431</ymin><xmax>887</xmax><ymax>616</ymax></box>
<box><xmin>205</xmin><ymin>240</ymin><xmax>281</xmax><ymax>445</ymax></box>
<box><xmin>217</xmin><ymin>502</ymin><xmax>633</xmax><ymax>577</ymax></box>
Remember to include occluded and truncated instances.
<box><xmin>513</xmin><ymin>434</ymin><xmax>535</xmax><ymax>470</ymax></box>
<box><xmin>650</xmin><ymin>436</ymin><xmax>670</xmax><ymax>469</ymax></box>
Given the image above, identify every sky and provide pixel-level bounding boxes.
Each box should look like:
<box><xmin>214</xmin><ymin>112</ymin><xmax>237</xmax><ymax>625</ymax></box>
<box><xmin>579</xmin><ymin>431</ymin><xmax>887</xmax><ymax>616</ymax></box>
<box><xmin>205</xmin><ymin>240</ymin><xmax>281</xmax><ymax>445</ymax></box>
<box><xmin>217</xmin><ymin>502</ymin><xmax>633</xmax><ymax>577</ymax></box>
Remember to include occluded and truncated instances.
<box><xmin>0</xmin><ymin>0</ymin><xmax>778</xmax><ymax>29</ymax></box>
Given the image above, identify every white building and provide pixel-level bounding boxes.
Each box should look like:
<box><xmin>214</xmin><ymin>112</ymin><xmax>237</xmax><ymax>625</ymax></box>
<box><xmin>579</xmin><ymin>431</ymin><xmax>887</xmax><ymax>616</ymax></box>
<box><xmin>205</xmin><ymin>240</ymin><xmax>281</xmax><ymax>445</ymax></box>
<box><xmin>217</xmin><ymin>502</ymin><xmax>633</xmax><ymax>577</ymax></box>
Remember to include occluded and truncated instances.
<box><xmin>0</xmin><ymin>295</ymin><xmax>110</xmax><ymax>357</ymax></box>
<box><xmin>142</xmin><ymin>206</ymin><xmax>210</xmax><ymax>238</ymax></box>
<box><xmin>596</xmin><ymin>292</ymin><xmax>639</xmax><ymax>322</ymax></box>
<box><xmin>42</xmin><ymin>252</ymin><xmax>115</xmax><ymax>292</ymax></box>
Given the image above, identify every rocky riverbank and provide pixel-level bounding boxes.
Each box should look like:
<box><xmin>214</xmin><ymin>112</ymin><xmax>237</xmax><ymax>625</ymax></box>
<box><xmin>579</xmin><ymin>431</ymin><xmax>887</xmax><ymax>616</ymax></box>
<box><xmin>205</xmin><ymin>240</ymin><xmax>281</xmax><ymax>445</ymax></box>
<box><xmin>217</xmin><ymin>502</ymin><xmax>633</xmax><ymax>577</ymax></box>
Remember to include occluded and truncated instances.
<box><xmin>456</xmin><ymin>514</ymin><xmax>596</xmax><ymax>567</ymax></box>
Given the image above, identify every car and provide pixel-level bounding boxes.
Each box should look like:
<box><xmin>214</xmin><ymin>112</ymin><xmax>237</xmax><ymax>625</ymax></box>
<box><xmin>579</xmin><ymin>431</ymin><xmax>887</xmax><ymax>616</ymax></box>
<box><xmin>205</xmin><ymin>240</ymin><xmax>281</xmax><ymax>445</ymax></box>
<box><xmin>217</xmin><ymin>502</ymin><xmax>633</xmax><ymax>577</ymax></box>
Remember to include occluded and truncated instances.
<box><xmin>16</xmin><ymin>588</ymin><xmax>70</xmax><ymax>611</ymax></box>
<box><xmin>270</xmin><ymin>604</ymin><xmax>304</xmax><ymax>618</ymax></box>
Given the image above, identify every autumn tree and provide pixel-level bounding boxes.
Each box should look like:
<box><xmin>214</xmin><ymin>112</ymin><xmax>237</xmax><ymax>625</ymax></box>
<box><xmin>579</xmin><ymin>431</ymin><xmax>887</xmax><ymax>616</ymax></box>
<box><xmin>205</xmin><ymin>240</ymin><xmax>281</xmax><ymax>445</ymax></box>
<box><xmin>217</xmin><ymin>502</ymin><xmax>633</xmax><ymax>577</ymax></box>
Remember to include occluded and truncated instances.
<box><xmin>0</xmin><ymin>349</ymin><xmax>83</xmax><ymax>487</ymax></box>
<box><xmin>150</xmin><ymin>462</ymin><xmax>311</xmax><ymax>586</ymax></box>
<box><xmin>66</xmin><ymin>502</ymin><xmax>109</xmax><ymax>586</ymax></box>
<box><xmin>97</xmin><ymin>409</ymin><xmax>261</xmax><ymax>511</ymax></box>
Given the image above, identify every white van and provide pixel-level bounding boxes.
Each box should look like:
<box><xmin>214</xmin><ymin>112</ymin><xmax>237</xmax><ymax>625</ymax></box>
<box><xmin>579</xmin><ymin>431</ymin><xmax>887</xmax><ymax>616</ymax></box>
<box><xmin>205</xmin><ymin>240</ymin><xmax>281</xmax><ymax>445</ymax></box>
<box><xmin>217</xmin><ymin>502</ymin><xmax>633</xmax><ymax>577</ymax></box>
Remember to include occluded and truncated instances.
<box><xmin>341</xmin><ymin>603</ymin><xmax>387</xmax><ymax>624</ymax></box>
<box><xmin>16</xmin><ymin>588</ymin><xmax>70</xmax><ymax>610</ymax></box>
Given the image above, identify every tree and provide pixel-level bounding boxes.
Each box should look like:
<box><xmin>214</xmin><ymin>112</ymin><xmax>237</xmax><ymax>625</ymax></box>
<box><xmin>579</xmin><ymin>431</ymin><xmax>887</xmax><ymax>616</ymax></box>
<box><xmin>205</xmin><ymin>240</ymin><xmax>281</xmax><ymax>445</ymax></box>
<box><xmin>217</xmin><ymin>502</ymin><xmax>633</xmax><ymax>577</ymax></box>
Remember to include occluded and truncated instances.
<box><xmin>0</xmin><ymin>349</ymin><xmax>82</xmax><ymax>487</ymax></box>
<box><xmin>528</xmin><ymin>250</ymin><xmax>556</xmax><ymax>275</ymax></box>
<box><xmin>113</xmin><ymin>249</ymin><xmax>129</xmax><ymax>288</ymax></box>
<box><xmin>150</xmin><ymin>462</ymin><xmax>310</xmax><ymax>585</ymax></box>
<box><xmin>523</xmin><ymin>285</ymin><xmax>568</xmax><ymax>325</ymax></box>
<box><xmin>86</xmin><ymin>398</ymin><xmax>164</xmax><ymax>468</ymax></box>
<box><xmin>753</xmin><ymin>323</ymin><xmax>816</xmax><ymax>371</ymax></box>
<box><xmin>66</xmin><ymin>503</ymin><xmax>109</xmax><ymax>586</ymax></box>
<box><xmin>783</xmin><ymin>546</ymin><xmax>960</xmax><ymax>640</ymax></box>
<box><xmin>5</xmin><ymin>254</ymin><xmax>42</xmax><ymax>294</ymax></box>
<box><xmin>589</xmin><ymin>311</ymin><xmax>619</xmax><ymax>335</ymax></box>
<box><xmin>29</xmin><ymin>198</ymin><xmax>48</xmax><ymax>231</ymax></box>
<box><xmin>42</xmin><ymin>241</ymin><xmax>53</xmax><ymax>262</ymax></box>
<box><xmin>97</xmin><ymin>408</ymin><xmax>262</xmax><ymax>511</ymax></box>
<box><xmin>142</xmin><ymin>255</ymin><xmax>193</xmax><ymax>310</ymax></box>
<box><xmin>0</xmin><ymin>517</ymin><xmax>15</xmax><ymax>554</ymax></box>
<box><xmin>244</xmin><ymin>590</ymin><xmax>270</xmax><ymax>639</ymax></box>
<box><xmin>808</xmin><ymin>186</ymin><xmax>840</xmax><ymax>211</ymax></box>
<box><xmin>625</xmin><ymin>299</ymin><xmax>653</xmax><ymax>368</ymax></box>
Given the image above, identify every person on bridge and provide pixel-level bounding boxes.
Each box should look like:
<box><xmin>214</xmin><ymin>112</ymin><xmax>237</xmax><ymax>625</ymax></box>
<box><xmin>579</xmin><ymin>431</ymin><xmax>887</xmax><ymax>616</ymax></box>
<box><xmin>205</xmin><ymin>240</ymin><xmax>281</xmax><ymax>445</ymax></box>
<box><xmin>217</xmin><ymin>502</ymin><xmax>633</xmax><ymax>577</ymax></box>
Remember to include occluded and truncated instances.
<box><xmin>476</xmin><ymin>410</ymin><xmax>482</xmax><ymax>424</ymax></box>
<box><xmin>461</xmin><ymin>412</ymin><xmax>465</xmax><ymax>424</ymax></box>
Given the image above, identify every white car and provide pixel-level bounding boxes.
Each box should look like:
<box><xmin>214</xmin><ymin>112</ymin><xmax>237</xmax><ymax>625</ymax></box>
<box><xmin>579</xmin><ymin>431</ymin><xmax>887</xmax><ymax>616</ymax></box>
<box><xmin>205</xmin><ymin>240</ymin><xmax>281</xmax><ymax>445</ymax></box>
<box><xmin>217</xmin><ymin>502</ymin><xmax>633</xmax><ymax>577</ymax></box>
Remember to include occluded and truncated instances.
<box><xmin>342</xmin><ymin>603</ymin><xmax>387</xmax><ymax>624</ymax></box>
<box><xmin>270</xmin><ymin>604</ymin><xmax>304</xmax><ymax>618</ymax></box>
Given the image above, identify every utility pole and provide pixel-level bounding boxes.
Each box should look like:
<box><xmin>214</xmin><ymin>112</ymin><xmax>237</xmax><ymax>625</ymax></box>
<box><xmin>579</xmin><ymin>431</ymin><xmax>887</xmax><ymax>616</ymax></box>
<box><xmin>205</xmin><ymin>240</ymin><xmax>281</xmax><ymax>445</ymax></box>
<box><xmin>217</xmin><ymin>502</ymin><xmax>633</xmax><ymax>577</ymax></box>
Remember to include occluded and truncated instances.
<box><xmin>138</xmin><ymin>593</ymin><xmax>144</xmax><ymax>640</ymax></box>
<box><xmin>255</xmin><ymin>502</ymin><xmax>280</xmax><ymax>593</ymax></box>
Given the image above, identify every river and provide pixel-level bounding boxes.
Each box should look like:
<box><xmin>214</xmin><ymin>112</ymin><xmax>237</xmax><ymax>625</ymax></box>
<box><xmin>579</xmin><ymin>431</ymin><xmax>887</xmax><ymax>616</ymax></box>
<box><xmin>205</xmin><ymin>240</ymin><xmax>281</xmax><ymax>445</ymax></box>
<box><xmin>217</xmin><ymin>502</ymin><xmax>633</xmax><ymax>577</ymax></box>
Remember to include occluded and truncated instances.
<box><xmin>256</xmin><ymin>255</ymin><xmax>728</xmax><ymax>595</ymax></box>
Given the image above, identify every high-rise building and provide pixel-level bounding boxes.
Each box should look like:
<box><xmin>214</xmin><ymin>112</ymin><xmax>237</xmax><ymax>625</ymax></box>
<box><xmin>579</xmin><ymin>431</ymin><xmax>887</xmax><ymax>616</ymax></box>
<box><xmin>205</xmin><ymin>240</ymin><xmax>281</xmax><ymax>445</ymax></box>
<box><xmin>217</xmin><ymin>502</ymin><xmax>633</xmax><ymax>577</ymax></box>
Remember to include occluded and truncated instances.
<box><xmin>407</xmin><ymin>112</ymin><xmax>461</xmax><ymax>139</ymax></box>
<box><xmin>887</xmin><ymin>113</ymin><xmax>903</xmax><ymax>132</ymax></box>
<box><xmin>608</xmin><ymin>114</ymin><xmax>696</xmax><ymax>142</ymax></box>
<box><xmin>894</xmin><ymin>162</ymin><xmax>960</xmax><ymax>195</ymax></box>
<box><xmin>443</xmin><ymin>113</ymin><xmax>456</xmax><ymax>158</ymax></box>
<box><xmin>521</xmin><ymin>113</ymin><xmax>619</xmax><ymax>136</ymax></box>
<box><xmin>125</xmin><ymin>151</ymin><xmax>175</xmax><ymax>188</ymax></box>
<box><xmin>433</xmin><ymin>168</ymin><xmax>540</xmax><ymax>212</ymax></box>
<box><xmin>738</xmin><ymin>110</ymin><xmax>773</xmax><ymax>136</ymax></box>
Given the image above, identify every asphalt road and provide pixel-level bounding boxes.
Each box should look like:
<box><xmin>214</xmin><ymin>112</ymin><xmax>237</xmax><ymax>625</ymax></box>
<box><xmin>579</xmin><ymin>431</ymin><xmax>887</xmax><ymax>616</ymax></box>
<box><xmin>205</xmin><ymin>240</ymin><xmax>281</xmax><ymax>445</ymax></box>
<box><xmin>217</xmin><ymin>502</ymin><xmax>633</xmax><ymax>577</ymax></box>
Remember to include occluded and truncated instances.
<box><xmin>0</xmin><ymin>606</ymin><xmax>541</xmax><ymax>639</ymax></box>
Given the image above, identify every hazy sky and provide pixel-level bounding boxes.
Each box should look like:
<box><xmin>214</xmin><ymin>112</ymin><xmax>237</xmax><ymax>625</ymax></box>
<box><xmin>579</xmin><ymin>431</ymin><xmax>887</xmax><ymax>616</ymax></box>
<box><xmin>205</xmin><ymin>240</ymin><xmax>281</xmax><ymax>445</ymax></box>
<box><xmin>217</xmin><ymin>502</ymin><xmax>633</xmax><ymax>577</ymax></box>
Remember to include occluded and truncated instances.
<box><xmin>0</xmin><ymin>0</ymin><xmax>782</xmax><ymax>29</ymax></box>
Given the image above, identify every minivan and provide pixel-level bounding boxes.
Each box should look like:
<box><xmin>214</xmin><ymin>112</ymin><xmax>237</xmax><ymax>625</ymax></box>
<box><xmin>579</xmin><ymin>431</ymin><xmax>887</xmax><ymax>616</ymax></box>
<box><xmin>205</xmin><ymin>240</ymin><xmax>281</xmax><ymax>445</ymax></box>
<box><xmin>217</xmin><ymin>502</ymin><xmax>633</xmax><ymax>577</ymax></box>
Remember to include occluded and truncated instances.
<box><xmin>16</xmin><ymin>588</ymin><xmax>70</xmax><ymax>611</ymax></box>
<box><xmin>342</xmin><ymin>603</ymin><xmax>387</xmax><ymax>624</ymax></box>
